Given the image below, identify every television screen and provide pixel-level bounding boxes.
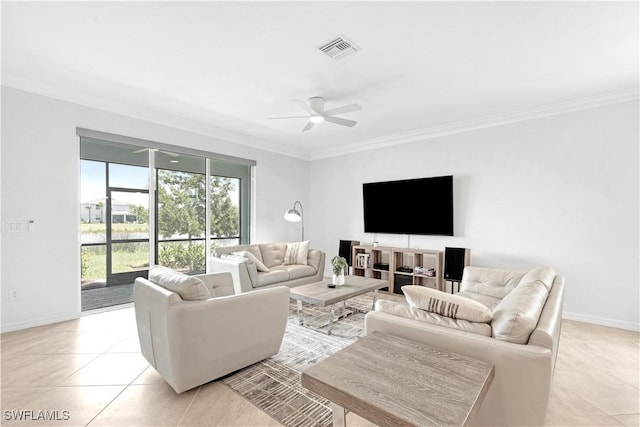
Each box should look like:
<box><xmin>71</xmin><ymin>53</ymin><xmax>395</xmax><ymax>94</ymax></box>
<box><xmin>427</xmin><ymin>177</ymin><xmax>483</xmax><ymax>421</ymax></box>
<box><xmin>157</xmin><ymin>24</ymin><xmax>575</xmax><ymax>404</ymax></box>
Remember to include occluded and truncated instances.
<box><xmin>363</xmin><ymin>175</ymin><xmax>453</xmax><ymax>236</ymax></box>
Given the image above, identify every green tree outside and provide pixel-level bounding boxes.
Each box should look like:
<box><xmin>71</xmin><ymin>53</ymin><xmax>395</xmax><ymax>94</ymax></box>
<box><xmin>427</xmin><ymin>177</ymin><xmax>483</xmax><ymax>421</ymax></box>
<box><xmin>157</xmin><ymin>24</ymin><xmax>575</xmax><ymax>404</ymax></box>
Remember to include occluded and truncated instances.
<box><xmin>157</xmin><ymin>170</ymin><xmax>239</xmax><ymax>271</ymax></box>
<box><xmin>129</xmin><ymin>204</ymin><xmax>149</xmax><ymax>224</ymax></box>
<box><xmin>81</xmin><ymin>170</ymin><xmax>240</xmax><ymax>282</ymax></box>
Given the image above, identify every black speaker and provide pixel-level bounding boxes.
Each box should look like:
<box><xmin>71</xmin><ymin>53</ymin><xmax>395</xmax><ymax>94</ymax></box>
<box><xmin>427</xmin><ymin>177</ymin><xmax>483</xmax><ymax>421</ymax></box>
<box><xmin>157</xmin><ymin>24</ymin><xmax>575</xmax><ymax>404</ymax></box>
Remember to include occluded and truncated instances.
<box><xmin>393</xmin><ymin>275</ymin><xmax>413</xmax><ymax>295</ymax></box>
<box><xmin>338</xmin><ymin>240</ymin><xmax>360</xmax><ymax>266</ymax></box>
<box><xmin>444</xmin><ymin>247</ymin><xmax>470</xmax><ymax>282</ymax></box>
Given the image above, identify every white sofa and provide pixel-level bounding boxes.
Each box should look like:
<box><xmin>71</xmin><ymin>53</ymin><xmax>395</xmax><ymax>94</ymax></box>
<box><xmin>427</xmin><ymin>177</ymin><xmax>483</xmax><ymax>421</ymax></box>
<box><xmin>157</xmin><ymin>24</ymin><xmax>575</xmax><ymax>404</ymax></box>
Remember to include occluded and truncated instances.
<box><xmin>134</xmin><ymin>266</ymin><xmax>290</xmax><ymax>394</ymax></box>
<box><xmin>208</xmin><ymin>241</ymin><xmax>325</xmax><ymax>293</ymax></box>
<box><xmin>365</xmin><ymin>265</ymin><xmax>565</xmax><ymax>426</ymax></box>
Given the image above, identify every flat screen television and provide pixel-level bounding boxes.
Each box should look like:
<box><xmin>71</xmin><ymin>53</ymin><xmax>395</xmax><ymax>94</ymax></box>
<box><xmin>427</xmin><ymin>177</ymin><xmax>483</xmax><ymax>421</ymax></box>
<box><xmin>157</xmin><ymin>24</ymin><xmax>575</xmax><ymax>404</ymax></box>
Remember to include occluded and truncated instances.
<box><xmin>362</xmin><ymin>175</ymin><xmax>454</xmax><ymax>236</ymax></box>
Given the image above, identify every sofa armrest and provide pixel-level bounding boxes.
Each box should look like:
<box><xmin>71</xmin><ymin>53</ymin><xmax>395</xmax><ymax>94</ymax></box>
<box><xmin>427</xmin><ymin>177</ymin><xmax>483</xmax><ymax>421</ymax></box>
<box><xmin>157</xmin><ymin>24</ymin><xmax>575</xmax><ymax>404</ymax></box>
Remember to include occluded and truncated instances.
<box><xmin>529</xmin><ymin>275</ymin><xmax>565</xmax><ymax>373</ymax></box>
<box><xmin>306</xmin><ymin>249</ymin><xmax>325</xmax><ymax>275</ymax></box>
<box><xmin>207</xmin><ymin>256</ymin><xmax>254</xmax><ymax>293</ymax></box>
<box><xmin>365</xmin><ymin>311</ymin><xmax>553</xmax><ymax>426</ymax></box>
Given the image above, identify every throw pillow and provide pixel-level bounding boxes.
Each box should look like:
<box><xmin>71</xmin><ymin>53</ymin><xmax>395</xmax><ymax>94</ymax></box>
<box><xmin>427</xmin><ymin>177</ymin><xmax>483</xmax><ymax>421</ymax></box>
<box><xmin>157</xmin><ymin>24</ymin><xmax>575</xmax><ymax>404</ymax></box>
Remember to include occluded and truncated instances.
<box><xmin>233</xmin><ymin>250</ymin><xmax>270</xmax><ymax>272</ymax></box>
<box><xmin>148</xmin><ymin>265</ymin><xmax>211</xmax><ymax>301</ymax></box>
<box><xmin>402</xmin><ymin>285</ymin><xmax>493</xmax><ymax>323</ymax></box>
<box><xmin>283</xmin><ymin>240</ymin><xmax>309</xmax><ymax>265</ymax></box>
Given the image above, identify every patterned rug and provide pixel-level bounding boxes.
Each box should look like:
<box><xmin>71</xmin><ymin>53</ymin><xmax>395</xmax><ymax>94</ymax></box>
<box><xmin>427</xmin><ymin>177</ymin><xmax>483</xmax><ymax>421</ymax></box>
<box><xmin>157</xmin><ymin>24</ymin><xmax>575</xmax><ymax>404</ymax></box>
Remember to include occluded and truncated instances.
<box><xmin>222</xmin><ymin>292</ymin><xmax>388</xmax><ymax>427</ymax></box>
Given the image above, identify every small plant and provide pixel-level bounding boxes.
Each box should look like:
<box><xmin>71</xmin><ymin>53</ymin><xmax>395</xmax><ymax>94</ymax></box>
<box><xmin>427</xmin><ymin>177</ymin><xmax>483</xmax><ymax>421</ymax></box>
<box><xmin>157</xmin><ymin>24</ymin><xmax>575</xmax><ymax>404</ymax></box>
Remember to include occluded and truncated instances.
<box><xmin>331</xmin><ymin>256</ymin><xmax>348</xmax><ymax>276</ymax></box>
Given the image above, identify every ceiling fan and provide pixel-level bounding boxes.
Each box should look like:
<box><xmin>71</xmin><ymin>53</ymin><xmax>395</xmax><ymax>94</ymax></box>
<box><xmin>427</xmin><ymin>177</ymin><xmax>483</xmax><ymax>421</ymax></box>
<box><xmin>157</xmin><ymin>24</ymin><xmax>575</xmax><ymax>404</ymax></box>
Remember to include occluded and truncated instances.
<box><xmin>132</xmin><ymin>148</ymin><xmax>180</xmax><ymax>157</ymax></box>
<box><xmin>269</xmin><ymin>97</ymin><xmax>362</xmax><ymax>132</ymax></box>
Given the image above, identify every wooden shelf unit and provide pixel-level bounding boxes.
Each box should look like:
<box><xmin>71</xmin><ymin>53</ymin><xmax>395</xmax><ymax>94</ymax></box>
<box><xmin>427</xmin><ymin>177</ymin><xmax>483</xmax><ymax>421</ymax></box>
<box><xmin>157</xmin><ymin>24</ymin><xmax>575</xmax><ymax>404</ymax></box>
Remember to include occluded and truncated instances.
<box><xmin>352</xmin><ymin>245</ymin><xmax>444</xmax><ymax>293</ymax></box>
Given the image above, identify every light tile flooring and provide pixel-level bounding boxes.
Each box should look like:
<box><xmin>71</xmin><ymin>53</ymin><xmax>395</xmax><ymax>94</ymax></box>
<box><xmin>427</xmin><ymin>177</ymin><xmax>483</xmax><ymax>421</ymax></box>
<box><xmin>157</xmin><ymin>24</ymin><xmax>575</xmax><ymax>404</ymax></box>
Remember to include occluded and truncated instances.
<box><xmin>1</xmin><ymin>307</ymin><xmax>638</xmax><ymax>426</ymax></box>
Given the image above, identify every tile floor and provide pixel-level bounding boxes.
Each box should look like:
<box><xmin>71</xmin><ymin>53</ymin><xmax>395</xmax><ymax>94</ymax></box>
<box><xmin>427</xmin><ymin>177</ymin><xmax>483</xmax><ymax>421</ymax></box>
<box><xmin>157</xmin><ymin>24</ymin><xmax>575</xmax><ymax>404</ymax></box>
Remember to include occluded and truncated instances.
<box><xmin>1</xmin><ymin>306</ymin><xmax>638</xmax><ymax>426</ymax></box>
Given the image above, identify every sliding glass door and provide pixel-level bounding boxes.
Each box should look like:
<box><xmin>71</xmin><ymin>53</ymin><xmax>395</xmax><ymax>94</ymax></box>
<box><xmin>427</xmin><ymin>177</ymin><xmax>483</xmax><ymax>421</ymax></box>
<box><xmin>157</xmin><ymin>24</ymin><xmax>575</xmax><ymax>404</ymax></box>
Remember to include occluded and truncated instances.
<box><xmin>79</xmin><ymin>131</ymin><xmax>252</xmax><ymax>311</ymax></box>
<box><xmin>156</xmin><ymin>152</ymin><xmax>207</xmax><ymax>273</ymax></box>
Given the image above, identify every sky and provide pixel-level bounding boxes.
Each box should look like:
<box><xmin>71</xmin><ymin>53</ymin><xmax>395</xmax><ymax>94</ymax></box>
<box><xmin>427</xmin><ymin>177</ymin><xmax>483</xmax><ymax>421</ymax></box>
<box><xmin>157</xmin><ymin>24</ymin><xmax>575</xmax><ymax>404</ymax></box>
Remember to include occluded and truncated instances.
<box><xmin>81</xmin><ymin>160</ymin><xmax>149</xmax><ymax>205</ymax></box>
<box><xmin>80</xmin><ymin>160</ymin><xmax>240</xmax><ymax>207</ymax></box>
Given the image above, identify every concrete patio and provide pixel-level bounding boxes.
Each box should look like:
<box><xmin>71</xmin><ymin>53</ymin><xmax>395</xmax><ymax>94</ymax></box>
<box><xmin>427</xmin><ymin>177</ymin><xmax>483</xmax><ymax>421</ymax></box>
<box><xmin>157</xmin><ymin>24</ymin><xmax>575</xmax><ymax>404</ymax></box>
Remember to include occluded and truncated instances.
<box><xmin>81</xmin><ymin>283</ymin><xmax>134</xmax><ymax>312</ymax></box>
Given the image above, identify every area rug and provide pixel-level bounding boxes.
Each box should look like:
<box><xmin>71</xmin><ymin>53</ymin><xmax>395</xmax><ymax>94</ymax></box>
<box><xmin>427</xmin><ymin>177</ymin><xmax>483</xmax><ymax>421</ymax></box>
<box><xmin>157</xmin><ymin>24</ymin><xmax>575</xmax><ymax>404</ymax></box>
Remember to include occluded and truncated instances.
<box><xmin>222</xmin><ymin>292</ymin><xmax>387</xmax><ymax>427</ymax></box>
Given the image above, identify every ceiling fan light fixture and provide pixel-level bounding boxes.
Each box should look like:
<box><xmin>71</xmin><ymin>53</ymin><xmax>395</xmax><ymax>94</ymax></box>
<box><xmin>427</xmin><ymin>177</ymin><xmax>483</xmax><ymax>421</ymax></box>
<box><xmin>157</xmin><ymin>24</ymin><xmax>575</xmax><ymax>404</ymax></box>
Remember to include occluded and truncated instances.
<box><xmin>268</xmin><ymin>96</ymin><xmax>361</xmax><ymax>132</ymax></box>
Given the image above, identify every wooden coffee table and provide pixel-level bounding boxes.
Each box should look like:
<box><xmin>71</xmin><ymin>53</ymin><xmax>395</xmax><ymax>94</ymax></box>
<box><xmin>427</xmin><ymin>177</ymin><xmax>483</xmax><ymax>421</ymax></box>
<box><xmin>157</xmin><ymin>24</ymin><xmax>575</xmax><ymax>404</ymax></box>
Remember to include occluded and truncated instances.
<box><xmin>301</xmin><ymin>331</ymin><xmax>495</xmax><ymax>427</ymax></box>
<box><xmin>289</xmin><ymin>275</ymin><xmax>388</xmax><ymax>335</ymax></box>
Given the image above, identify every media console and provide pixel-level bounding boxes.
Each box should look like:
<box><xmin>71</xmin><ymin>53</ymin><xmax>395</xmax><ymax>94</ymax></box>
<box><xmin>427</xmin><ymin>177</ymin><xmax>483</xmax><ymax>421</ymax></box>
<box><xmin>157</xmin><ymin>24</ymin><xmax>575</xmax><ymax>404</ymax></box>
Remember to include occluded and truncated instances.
<box><xmin>352</xmin><ymin>244</ymin><xmax>444</xmax><ymax>293</ymax></box>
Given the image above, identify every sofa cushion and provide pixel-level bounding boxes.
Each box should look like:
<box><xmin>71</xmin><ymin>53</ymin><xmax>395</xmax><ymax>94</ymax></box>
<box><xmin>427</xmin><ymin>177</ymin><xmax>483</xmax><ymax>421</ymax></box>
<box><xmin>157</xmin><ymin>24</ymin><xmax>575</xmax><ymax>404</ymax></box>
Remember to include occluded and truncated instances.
<box><xmin>148</xmin><ymin>266</ymin><xmax>211</xmax><ymax>301</ymax></box>
<box><xmin>194</xmin><ymin>272</ymin><xmax>235</xmax><ymax>298</ymax></box>
<box><xmin>460</xmin><ymin>266</ymin><xmax>526</xmax><ymax>299</ymax></box>
<box><xmin>274</xmin><ymin>264</ymin><xmax>316</xmax><ymax>280</ymax></box>
<box><xmin>491</xmin><ymin>280</ymin><xmax>549</xmax><ymax>344</ymax></box>
<box><xmin>283</xmin><ymin>240</ymin><xmax>309</xmax><ymax>265</ymax></box>
<box><xmin>245</xmin><ymin>245</ymin><xmax>265</xmax><ymax>264</ymax></box>
<box><xmin>375</xmin><ymin>300</ymin><xmax>492</xmax><ymax>336</ymax></box>
<box><xmin>456</xmin><ymin>290</ymin><xmax>502</xmax><ymax>311</ymax></box>
<box><xmin>402</xmin><ymin>286</ymin><xmax>493</xmax><ymax>323</ymax></box>
<box><xmin>233</xmin><ymin>250</ymin><xmax>270</xmax><ymax>272</ymax></box>
<box><xmin>519</xmin><ymin>266</ymin><xmax>556</xmax><ymax>291</ymax></box>
<box><xmin>260</xmin><ymin>242</ymin><xmax>287</xmax><ymax>268</ymax></box>
<box><xmin>255</xmin><ymin>269</ymin><xmax>290</xmax><ymax>287</ymax></box>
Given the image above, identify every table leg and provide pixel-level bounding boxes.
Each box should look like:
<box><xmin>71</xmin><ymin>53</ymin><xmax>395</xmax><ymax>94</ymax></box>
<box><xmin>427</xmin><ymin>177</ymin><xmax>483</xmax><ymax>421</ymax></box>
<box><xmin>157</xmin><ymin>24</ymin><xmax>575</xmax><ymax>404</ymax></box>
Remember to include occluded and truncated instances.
<box><xmin>331</xmin><ymin>403</ymin><xmax>346</xmax><ymax>427</ymax></box>
<box><xmin>328</xmin><ymin>306</ymin><xmax>335</xmax><ymax>335</ymax></box>
<box><xmin>297</xmin><ymin>300</ymin><xmax>303</xmax><ymax>325</ymax></box>
<box><xmin>372</xmin><ymin>289</ymin><xmax>378</xmax><ymax>311</ymax></box>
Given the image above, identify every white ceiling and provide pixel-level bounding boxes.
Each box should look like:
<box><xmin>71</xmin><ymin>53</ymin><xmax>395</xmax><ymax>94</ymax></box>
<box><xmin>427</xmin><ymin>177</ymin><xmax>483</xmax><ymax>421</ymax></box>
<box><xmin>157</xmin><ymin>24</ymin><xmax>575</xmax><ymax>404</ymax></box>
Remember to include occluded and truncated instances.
<box><xmin>2</xmin><ymin>1</ymin><xmax>638</xmax><ymax>160</ymax></box>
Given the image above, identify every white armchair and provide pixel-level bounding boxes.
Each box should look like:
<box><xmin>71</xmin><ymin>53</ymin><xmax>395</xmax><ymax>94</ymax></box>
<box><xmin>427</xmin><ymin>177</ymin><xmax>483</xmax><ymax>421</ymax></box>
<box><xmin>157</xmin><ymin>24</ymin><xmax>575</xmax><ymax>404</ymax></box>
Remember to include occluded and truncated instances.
<box><xmin>134</xmin><ymin>267</ymin><xmax>290</xmax><ymax>394</ymax></box>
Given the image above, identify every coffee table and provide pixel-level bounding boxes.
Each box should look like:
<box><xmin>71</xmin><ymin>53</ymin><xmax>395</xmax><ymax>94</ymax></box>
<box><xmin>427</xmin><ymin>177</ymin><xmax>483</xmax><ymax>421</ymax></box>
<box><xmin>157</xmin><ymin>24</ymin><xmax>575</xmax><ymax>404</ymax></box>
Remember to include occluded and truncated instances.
<box><xmin>301</xmin><ymin>331</ymin><xmax>495</xmax><ymax>427</ymax></box>
<box><xmin>289</xmin><ymin>275</ymin><xmax>388</xmax><ymax>335</ymax></box>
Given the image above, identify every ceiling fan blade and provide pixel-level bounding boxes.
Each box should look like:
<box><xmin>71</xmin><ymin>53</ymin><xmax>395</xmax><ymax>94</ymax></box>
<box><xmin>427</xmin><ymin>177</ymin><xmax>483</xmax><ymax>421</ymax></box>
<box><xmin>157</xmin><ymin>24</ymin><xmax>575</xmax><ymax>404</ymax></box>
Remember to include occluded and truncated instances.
<box><xmin>160</xmin><ymin>150</ymin><xmax>180</xmax><ymax>157</ymax></box>
<box><xmin>324</xmin><ymin>116</ymin><xmax>357</xmax><ymax>127</ymax></box>
<box><xmin>293</xmin><ymin>99</ymin><xmax>317</xmax><ymax>115</ymax></box>
<box><xmin>268</xmin><ymin>115</ymin><xmax>310</xmax><ymax>120</ymax></box>
<box><xmin>323</xmin><ymin>103</ymin><xmax>362</xmax><ymax>116</ymax></box>
<box><xmin>302</xmin><ymin>121</ymin><xmax>314</xmax><ymax>132</ymax></box>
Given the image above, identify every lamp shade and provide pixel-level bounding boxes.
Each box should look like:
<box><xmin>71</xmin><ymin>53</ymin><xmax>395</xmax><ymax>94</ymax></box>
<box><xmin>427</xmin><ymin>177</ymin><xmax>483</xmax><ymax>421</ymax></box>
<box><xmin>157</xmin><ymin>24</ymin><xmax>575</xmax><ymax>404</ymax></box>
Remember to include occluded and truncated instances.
<box><xmin>284</xmin><ymin>201</ymin><xmax>304</xmax><ymax>240</ymax></box>
<box><xmin>284</xmin><ymin>209</ymin><xmax>302</xmax><ymax>222</ymax></box>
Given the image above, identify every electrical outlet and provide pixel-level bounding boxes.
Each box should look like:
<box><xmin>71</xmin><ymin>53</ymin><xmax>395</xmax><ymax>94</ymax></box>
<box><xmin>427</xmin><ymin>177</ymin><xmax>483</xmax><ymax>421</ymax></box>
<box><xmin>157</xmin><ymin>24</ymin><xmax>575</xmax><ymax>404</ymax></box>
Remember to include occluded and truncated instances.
<box><xmin>9</xmin><ymin>289</ymin><xmax>18</xmax><ymax>301</ymax></box>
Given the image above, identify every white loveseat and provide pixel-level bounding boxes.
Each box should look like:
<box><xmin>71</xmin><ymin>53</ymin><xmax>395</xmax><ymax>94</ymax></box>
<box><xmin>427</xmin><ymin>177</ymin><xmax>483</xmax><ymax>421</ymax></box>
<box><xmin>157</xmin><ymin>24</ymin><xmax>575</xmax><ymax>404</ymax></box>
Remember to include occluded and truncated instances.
<box><xmin>134</xmin><ymin>266</ymin><xmax>289</xmax><ymax>394</ymax></box>
<box><xmin>208</xmin><ymin>241</ymin><xmax>325</xmax><ymax>293</ymax></box>
<box><xmin>365</xmin><ymin>265</ymin><xmax>565</xmax><ymax>426</ymax></box>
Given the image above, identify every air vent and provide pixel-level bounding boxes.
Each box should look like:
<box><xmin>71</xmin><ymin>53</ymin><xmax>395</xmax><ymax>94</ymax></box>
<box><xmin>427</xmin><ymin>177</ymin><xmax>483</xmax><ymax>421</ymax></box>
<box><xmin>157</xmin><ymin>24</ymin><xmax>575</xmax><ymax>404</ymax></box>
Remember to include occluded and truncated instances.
<box><xmin>318</xmin><ymin>35</ymin><xmax>359</xmax><ymax>60</ymax></box>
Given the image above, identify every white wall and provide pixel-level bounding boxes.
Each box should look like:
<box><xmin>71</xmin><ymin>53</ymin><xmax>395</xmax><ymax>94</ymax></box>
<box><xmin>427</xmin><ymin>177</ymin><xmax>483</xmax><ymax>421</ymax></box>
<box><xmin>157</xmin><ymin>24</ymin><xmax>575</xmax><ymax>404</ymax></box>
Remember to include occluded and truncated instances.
<box><xmin>3</xmin><ymin>86</ymin><xmax>638</xmax><ymax>332</ymax></box>
<box><xmin>309</xmin><ymin>100</ymin><xmax>639</xmax><ymax>331</ymax></box>
<box><xmin>0</xmin><ymin>86</ymin><xmax>309</xmax><ymax>331</ymax></box>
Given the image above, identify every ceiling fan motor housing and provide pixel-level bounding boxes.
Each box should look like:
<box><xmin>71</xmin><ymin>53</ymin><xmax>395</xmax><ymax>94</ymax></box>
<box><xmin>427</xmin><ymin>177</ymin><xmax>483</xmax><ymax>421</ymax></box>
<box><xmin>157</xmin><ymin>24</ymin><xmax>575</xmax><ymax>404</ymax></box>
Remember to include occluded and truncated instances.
<box><xmin>308</xmin><ymin>97</ymin><xmax>325</xmax><ymax>113</ymax></box>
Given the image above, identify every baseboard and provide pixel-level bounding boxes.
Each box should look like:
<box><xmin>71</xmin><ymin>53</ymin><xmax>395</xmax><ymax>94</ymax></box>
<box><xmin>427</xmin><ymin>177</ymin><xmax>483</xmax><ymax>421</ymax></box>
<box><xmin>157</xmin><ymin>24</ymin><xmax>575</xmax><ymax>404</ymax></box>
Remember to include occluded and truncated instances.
<box><xmin>1</xmin><ymin>312</ymin><xmax>80</xmax><ymax>333</ymax></box>
<box><xmin>563</xmin><ymin>311</ymin><xmax>639</xmax><ymax>332</ymax></box>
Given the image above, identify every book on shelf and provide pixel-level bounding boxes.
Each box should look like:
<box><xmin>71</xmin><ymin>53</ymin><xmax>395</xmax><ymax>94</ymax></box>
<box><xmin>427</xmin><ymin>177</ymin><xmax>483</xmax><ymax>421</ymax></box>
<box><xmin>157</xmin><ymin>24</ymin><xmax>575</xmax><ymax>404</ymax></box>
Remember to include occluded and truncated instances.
<box><xmin>355</xmin><ymin>253</ymin><xmax>370</xmax><ymax>268</ymax></box>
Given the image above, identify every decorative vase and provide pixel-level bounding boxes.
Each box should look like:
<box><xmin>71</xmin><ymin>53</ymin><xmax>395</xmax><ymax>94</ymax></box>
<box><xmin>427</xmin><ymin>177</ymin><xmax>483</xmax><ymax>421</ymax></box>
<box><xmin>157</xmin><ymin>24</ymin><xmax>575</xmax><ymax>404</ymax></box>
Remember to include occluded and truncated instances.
<box><xmin>333</xmin><ymin>274</ymin><xmax>345</xmax><ymax>286</ymax></box>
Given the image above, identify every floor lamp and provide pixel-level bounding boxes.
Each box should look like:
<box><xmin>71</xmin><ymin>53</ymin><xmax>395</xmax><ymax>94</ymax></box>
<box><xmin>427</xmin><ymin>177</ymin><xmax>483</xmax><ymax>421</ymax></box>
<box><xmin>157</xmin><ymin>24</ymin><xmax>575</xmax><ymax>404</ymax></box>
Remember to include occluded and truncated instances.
<box><xmin>284</xmin><ymin>200</ymin><xmax>304</xmax><ymax>241</ymax></box>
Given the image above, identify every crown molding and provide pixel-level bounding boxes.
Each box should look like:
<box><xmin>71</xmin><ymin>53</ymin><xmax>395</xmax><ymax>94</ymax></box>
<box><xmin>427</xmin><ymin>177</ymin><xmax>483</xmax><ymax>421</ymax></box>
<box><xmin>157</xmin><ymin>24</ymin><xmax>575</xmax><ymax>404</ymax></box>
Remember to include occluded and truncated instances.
<box><xmin>4</xmin><ymin>74</ymin><xmax>637</xmax><ymax>163</ymax></box>
<box><xmin>309</xmin><ymin>88</ymin><xmax>640</xmax><ymax>160</ymax></box>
